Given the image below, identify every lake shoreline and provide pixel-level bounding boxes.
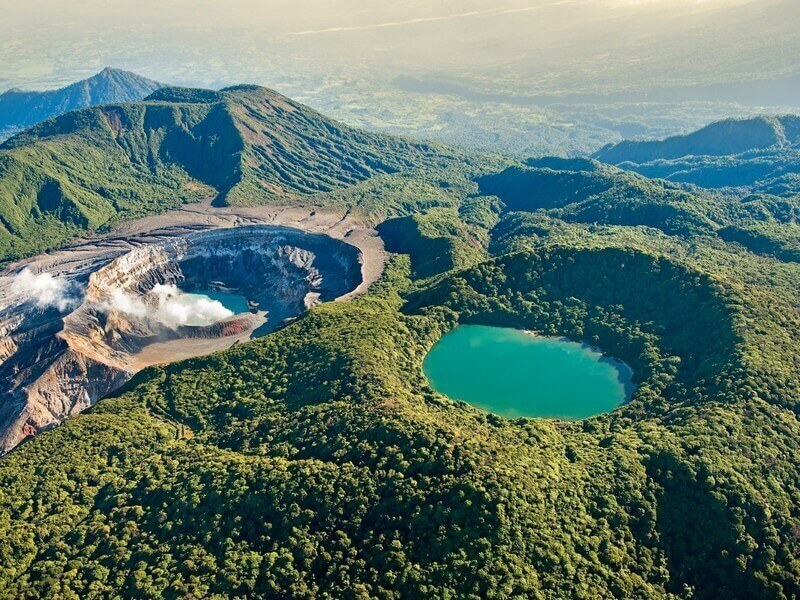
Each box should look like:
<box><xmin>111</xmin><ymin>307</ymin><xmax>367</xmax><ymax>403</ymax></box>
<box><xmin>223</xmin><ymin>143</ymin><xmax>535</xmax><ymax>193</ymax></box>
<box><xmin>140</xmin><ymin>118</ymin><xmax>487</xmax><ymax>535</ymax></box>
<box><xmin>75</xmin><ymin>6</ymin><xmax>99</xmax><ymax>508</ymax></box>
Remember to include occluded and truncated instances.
<box><xmin>425</xmin><ymin>325</ymin><xmax>637</xmax><ymax>421</ymax></box>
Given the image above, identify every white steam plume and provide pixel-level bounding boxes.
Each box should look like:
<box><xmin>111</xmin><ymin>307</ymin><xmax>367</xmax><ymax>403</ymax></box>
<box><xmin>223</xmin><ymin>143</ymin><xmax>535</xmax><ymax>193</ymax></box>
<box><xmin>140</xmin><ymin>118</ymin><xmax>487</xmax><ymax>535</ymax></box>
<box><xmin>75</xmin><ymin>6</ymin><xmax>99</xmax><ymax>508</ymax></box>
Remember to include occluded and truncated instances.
<box><xmin>103</xmin><ymin>284</ymin><xmax>233</xmax><ymax>329</ymax></box>
<box><xmin>11</xmin><ymin>268</ymin><xmax>83</xmax><ymax>311</ymax></box>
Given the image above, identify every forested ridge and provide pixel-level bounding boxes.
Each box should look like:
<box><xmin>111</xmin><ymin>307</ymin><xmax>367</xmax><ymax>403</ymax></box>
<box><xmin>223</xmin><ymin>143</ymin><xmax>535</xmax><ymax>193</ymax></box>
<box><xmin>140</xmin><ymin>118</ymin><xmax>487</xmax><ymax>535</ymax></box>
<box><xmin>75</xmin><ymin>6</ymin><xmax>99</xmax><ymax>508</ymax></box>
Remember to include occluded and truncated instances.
<box><xmin>0</xmin><ymin>85</ymin><xmax>462</xmax><ymax>264</ymax></box>
<box><xmin>593</xmin><ymin>115</ymin><xmax>800</xmax><ymax>197</ymax></box>
<box><xmin>1</xmin><ymin>89</ymin><xmax>800</xmax><ymax>598</ymax></box>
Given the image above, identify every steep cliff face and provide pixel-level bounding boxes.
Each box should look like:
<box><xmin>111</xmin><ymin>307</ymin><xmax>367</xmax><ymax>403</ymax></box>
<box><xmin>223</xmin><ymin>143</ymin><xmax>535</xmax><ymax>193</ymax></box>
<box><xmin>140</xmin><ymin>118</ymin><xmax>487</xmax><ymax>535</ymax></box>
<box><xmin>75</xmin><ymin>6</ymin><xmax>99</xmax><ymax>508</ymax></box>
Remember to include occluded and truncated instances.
<box><xmin>0</xmin><ymin>225</ymin><xmax>363</xmax><ymax>453</ymax></box>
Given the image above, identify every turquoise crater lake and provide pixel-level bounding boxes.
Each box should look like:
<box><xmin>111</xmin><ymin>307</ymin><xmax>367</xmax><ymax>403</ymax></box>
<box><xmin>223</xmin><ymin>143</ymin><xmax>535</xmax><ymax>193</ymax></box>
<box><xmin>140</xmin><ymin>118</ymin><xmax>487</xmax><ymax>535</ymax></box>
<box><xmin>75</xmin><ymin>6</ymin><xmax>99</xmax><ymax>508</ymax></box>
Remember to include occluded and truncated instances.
<box><xmin>423</xmin><ymin>325</ymin><xmax>634</xmax><ymax>420</ymax></box>
<box><xmin>192</xmin><ymin>289</ymin><xmax>250</xmax><ymax>315</ymax></box>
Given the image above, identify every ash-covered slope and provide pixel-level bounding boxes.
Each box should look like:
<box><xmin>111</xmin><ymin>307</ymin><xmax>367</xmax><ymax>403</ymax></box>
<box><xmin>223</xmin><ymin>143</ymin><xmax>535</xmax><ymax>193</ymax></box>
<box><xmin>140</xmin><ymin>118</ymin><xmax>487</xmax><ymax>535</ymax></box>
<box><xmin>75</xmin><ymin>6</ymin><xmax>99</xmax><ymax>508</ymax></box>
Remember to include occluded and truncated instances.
<box><xmin>0</xmin><ymin>84</ymin><xmax>452</xmax><ymax>263</ymax></box>
<box><xmin>0</xmin><ymin>68</ymin><xmax>163</xmax><ymax>141</ymax></box>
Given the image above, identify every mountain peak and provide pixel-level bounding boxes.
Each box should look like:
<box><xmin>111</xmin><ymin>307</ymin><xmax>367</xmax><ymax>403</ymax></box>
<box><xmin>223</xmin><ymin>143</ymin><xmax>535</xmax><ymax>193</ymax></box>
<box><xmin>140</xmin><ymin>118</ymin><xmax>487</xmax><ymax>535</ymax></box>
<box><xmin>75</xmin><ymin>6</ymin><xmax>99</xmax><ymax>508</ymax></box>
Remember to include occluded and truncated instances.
<box><xmin>93</xmin><ymin>66</ymin><xmax>150</xmax><ymax>80</ymax></box>
<box><xmin>1</xmin><ymin>80</ymin><xmax>445</xmax><ymax>214</ymax></box>
<box><xmin>0</xmin><ymin>68</ymin><xmax>165</xmax><ymax>141</ymax></box>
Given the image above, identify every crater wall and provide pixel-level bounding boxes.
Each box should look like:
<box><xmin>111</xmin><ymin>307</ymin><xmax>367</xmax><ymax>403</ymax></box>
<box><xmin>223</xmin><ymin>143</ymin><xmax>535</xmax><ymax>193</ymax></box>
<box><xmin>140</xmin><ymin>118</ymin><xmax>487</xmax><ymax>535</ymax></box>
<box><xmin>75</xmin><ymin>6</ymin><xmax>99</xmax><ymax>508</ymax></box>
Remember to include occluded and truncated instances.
<box><xmin>0</xmin><ymin>225</ymin><xmax>364</xmax><ymax>454</ymax></box>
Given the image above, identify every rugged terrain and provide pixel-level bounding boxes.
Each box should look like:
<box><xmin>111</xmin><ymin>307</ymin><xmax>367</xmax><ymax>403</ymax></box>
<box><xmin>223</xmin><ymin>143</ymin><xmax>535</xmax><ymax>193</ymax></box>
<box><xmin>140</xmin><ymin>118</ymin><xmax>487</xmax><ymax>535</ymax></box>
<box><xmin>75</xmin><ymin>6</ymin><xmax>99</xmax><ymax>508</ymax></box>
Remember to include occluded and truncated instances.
<box><xmin>0</xmin><ymin>83</ymin><xmax>457</xmax><ymax>263</ymax></box>
<box><xmin>0</xmin><ymin>89</ymin><xmax>799</xmax><ymax>598</ymax></box>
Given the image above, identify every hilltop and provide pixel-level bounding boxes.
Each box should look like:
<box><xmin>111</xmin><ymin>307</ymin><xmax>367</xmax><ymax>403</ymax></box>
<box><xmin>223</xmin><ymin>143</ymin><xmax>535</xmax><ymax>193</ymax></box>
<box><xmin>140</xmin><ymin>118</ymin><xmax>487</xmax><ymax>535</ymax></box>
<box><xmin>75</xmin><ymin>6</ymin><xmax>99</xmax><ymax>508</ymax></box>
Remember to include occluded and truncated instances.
<box><xmin>0</xmin><ymin>84</ymin><xmax>460</xmax><ymax>263</ymax></box>
<box><xmin>0</xmin><ymin>67</ymin><xmax>163</xmax><ymax>141</ymax></box>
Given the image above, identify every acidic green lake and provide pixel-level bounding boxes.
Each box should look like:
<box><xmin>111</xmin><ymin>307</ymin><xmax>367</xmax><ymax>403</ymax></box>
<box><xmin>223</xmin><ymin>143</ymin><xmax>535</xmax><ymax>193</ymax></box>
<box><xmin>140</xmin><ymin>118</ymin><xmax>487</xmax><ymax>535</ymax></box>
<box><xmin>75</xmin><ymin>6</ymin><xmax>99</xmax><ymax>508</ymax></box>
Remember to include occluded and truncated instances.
<box><xmin>174</xmin><ymin>290</ymin><xmax>250</xmax><ymax>326</ymax></box>
<box><xmin>193</xmin><ymin>289</ymin><xmax>250</xmax><ymax>315</ymax></box>
<box><xmin>423</xmin><ymin>325</ymin><xmax>633</xmax><ymax>420</ymax></box>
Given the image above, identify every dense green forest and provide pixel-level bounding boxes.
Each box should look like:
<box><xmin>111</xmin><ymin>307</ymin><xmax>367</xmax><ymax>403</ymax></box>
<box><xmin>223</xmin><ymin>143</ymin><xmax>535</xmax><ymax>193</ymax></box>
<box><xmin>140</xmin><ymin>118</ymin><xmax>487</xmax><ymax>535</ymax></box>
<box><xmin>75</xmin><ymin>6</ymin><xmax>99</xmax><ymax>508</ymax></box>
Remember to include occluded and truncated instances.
<box><xmin>2</xmin><ymin>88</ymin><xmax>800</xmax><ymax>598</ymax></box>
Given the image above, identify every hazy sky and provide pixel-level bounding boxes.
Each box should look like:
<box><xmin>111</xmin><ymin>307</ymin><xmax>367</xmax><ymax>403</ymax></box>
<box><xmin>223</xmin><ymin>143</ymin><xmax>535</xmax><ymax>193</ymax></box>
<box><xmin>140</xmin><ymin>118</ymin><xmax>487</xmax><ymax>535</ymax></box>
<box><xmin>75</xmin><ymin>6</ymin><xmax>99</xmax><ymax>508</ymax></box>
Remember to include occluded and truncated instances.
<box><xmin>1</xmin><ymin>0</ymin><xmax>796</xmax><ymax>95</ymax></box>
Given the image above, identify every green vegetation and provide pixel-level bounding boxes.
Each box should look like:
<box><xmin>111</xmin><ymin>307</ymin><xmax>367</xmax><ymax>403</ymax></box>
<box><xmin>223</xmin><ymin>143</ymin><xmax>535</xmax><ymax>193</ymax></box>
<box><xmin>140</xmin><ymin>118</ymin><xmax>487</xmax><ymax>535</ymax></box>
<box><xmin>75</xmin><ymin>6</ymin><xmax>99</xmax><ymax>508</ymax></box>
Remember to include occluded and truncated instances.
<box><xmin>718</xmin><ymin>221</ymin><xmax>800</xmax><ymax>263</ymax></box>
<box><xmin>2</xmin><ymin>87</ymin><xmax>800</xmax><ymax>598</ymax></box>
<box><xmin>378</xmin><ymin>206</ymin><xmax>490</xmax><ymax>278</ymax></box>
<box><xmin>0</xmin><ymin>85</ymin><xmax>464</xmax><ymax>264</ymax></box>
<box><xmin>593</xmin><ymin>115</ymin><xmax>800</xmax><ymax>197</ymax></box>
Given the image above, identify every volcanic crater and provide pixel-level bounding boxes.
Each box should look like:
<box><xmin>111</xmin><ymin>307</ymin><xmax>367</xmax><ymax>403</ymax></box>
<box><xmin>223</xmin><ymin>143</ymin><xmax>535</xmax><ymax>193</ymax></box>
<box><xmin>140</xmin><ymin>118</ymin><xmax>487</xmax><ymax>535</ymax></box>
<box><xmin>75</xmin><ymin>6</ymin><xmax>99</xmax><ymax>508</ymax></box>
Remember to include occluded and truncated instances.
<box><xmin>0</xmin><ymin>208</ymin><xmax>378</xmax><ymax>454</ymax></box>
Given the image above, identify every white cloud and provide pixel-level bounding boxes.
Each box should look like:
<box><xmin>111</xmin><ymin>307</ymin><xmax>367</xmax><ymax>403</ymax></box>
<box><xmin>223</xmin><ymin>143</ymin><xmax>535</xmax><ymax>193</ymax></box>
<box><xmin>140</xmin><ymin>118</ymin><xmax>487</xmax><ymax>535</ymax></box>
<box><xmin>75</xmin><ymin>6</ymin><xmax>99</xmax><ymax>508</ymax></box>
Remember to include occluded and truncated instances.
<box><xmin>290</xmin><ymin>2</ymin><xmax>574</xmax><ymax>36</ymax></box>
<box><xmin>12</xmin><ymin>268</ymin><xmax>83</xmax><ymax>311</ymax></box>
<box><xmin>5</xmin><ymin>269</ymin><xmax>233</xmax><ymax>328</ymax></box>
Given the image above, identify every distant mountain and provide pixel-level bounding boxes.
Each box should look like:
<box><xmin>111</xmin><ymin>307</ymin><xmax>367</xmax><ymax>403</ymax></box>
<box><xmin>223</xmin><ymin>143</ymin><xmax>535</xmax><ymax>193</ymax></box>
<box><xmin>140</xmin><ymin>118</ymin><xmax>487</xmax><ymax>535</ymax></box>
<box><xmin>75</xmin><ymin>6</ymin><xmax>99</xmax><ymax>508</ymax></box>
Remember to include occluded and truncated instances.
<box><xmin>0</xmin><ymin>84</ymin><xmax>452</xmax><ymax>262</ymax></box>
<box><xmin>594</xmin><ymin>116</ymin><xmax>800</xmax><ymax>164</ymax></box>
<box><xmin>592</xmin><ymin>116</ymin><xmax>800</xmax><ymax>194</ymax></box>
<box><xmin>476</xmin><ymin>158</ymin><xmax>720</xmax><ymax>238</ymax></box>
<box><xmin>0</xmin><ymin>67</ymin><xmax>164</xmax><ymax>141</ymax></box>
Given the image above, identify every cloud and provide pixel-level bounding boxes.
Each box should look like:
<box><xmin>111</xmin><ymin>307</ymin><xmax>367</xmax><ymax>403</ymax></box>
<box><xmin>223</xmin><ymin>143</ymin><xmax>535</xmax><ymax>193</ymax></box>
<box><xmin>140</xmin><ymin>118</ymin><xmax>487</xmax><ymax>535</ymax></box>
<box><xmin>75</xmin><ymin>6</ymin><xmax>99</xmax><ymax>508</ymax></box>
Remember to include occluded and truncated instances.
<box><xmin>289</xmin><ymin>2</ymin><xmax>575</xmax><ymax>36</ymax></box>
<box><xmin>12</xmin><ymin>268</ymin><xmax>83</xmax><ymax>311</ymax></box>
<box><xmin>5</xmin><ymin>269</ymin><xmax>233</xmax><ymax>328</ymax></box>
<box><xmin>103</xmin><ymin>283</ymin><xmax>233</xmax><ymax>329</ymax></box>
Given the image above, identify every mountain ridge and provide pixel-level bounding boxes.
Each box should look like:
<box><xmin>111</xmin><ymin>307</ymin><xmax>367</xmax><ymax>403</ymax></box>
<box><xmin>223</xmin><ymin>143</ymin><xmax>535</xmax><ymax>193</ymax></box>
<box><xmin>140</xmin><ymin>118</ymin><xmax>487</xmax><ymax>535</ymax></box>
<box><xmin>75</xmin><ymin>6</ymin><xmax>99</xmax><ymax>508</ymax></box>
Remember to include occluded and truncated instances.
<box><xmin>0</xmin><ymin>84</ymin><xmax>457</xmax><ymax>263</ymax></box>
<box><xmin>0</xmin><ymin>67</ymin><xmax>164</xmax><ymax>142</ymax></box>
<box><xmin>592</xmin><ymin>115</ymin><xmax>800</xmax><ymax>194</ymax></box>
<box><xmin>594</xmin><ymin>115</ymin><xmax>800</xmax><ymax>165</ymax></box>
